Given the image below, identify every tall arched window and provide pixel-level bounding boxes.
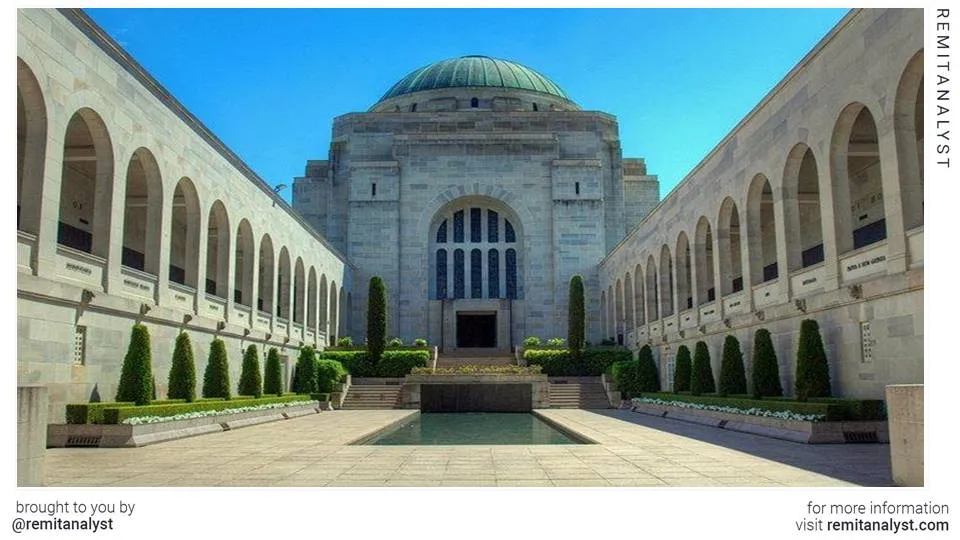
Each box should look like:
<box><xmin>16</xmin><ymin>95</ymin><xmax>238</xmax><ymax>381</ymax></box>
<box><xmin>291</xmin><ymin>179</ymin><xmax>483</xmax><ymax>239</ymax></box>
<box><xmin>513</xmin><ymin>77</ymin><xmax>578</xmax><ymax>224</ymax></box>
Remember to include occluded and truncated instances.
<box><xmin>488</xmin><ymin>249</ymin><xmax>500</xmax><ymax>298</ymax></box>
<box><xmin>470</xmin><ymin>248</ymin><xmax>482</xmax><ymax>298</ymax></box>
<box><xmin>471</xmin><ymin>97</ymin><xmax>479</xmax><ymax>108</ymax></box>
<box><xmin>436</xmin><ymin>249</ymin><xmax>448</xmax><ymax>298</ymax></box>
<box><xmin>454</xmin><ymin>249</ymin><xmax>465</xmax><ymax>298</ymax></box>
<box><xmin>506</xmin><ymin>249</ymin><xmax>517</xmax><ymax>299</ymax></box>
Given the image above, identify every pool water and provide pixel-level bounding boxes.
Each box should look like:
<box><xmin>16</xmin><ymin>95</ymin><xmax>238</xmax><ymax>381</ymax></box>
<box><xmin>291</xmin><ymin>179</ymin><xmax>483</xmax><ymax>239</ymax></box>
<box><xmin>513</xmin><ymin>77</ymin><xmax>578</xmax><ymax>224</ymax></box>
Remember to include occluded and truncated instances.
<box><xmin>366</xmin><ymin>412</ymin><xmax>584</xmax><ymax>445</ymax></box>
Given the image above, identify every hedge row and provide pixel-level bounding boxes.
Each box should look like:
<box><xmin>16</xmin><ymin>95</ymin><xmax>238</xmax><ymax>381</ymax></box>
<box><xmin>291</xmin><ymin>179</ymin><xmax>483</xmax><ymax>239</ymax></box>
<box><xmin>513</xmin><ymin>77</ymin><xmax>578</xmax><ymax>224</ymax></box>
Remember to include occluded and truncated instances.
<box><xmin>316</xmin><ymin>350</ymin><xmax>429</xmax><ymax>377</ymax></box>
<box><xmin>101</xmin><ymin>394</ymin><xmax>312</xmax><ymax>425</ymax></box>
<box><xmin>66</xmin><ymin>399</ymin><xmax>186</xmax><ymax>425</ymax></box>
<box><xmin>523</xmin><ymin>347</ymin><xmax>632</xmax><ymax>376</ymax></box>
<box><xmin>635</xmin><ymin>392</ymin><xmax>884</xmax><ymax>422</ymax></box>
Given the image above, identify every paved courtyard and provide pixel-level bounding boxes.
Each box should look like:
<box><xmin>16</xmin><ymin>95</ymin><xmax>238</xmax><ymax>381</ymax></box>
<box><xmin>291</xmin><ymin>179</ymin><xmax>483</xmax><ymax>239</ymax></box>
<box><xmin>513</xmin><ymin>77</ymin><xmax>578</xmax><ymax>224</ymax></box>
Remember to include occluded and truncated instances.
<box><xmin>43</xmin><ymin>409</ymin><xmax>892</xmax><ymax>487</ymax></box>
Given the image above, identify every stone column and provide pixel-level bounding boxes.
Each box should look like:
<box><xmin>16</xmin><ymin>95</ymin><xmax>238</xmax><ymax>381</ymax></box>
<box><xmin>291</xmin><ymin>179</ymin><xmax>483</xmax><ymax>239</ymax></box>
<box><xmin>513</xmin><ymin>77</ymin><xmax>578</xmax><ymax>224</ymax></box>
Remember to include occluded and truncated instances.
<box><xmin>886</xmin><ymin>384</ymin><xmax>923</xmax><ymax>487</ymax></box>
<box><xmin>17</xmin><ymin>386</ymin><xmax>48</xmax><ymax>486</ymax></box>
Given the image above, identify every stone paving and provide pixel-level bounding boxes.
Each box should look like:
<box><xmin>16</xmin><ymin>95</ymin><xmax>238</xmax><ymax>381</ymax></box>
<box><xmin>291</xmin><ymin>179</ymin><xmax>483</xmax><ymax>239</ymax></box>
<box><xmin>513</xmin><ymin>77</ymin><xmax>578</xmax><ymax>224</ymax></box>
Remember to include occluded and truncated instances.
<box><xmin>43</xmin><ymin>409</ymin><xmax>892</xmax><ymax>487</ymax></box>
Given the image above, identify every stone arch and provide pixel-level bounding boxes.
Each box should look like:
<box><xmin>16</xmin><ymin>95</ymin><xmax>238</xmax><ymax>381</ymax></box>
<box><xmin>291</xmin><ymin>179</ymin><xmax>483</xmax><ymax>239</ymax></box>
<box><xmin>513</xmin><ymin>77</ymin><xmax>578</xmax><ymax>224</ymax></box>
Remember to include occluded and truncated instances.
<box><xmin>782</xmin><ymin>143</ymin><xmax>824</xmax><ymax>271</ymax></box>
<box><xmin>329</xmin><ymin>281</ymin><xmax>339</xmax><ymax>344</ymax></box>
<box><xmin>717</xmin><ymin>197</ymin><xmax>743</xmax><ymax>296</ymax></box>
<box><xmin>676</xmin><ymin>232</ymin><xmax>692</xmax><ymax>311</ymax></box>
<box><xmin>615</xmin><ymin>278</ymin><xmax>624</xmax><ymax>339</ymax></box>
<box><xmin>17</xmin><ymin>57</ymin><xmax>47</xmax><ymax>234</ymax></box>
<box><xmin>277</xmin><ymin>247</ymin><xmax>292</xmax><ymax>319</ymax></box>
<box><xmin>170</xmin><ymin>177</ymin><xmax>202</xmax><ymax>288</ymax></box>
<box><xmin>307</xmin><ymin>266</ymin><xmax>318</xmax><ymax>329</ymax></box>
<box><xmin>695</xmin><ymin>216</ymin><xmax>716</xmax><ymax>304</ymax></box>
<box><xmin>645</xmin><ymin>254</ymin><xmax>658</xmax><ymax>321</ymax></box>
<box><xmin>894</xmin><ymin>49</ymin><xmax>924</xmax><ymax>231</ymax></box>
<box><xmin>319</xmin><ymin>273</ymin><xmax>329</xmax><ymax>337</ymax></box>
<box><xmin>624</xmin><ymin>271</ymin><xmax>635</xmax><ymax>332</ymax></box>
<box><xmin>339</xmin><ymin>287</ymin><xmax>347</xmax><ymax>338</ymax></box>
<box><xmin>600</xmin><ymin>289</ymin><xmax>607</xmax><ymax>340</ymax></box>
<box><xmin>233</xmin><ymin>218</ymin><xmax>255</xmax><ymax>306</ymax></box>
<box><xmin>257</xmin><ymin>234</ymin><xmax>275</xmax><ymax>315</ymax></box>
<box><xmin>293</xmin><ymin>257</ymin><xmax>306</xmax><ymax>325</ymax></box>
<box><xmin>746</xmin><ymin>174</ymin><xmax>779</xmax><ymax>284</ymax></box>
<box><xmin>120</xmin><ymin>147</ymin><xmax>164</xmax><ymax>275</ymax></box>
<box><xmin>205</xmin><ymin>200</ymin><xmax>230</xmax><ymax>298</ymax></box>
<box><xmin>659</xmin><ymin>244</ymin><xmax>674</xmax><ymax>317</ymax></box>
<box><xmin>607</xmin><ymin>284</ymin><xmax>615</xmax><ymax>341</ymax></box>
<box><xmin>58</xmin><ymin>108</ymin><xmax>114</xmax><ymax>258</ymax></box>
<box><xmin>830</xmin><ymin>102</ymin><xmax>886</xmax><ymax>254</ymax></box>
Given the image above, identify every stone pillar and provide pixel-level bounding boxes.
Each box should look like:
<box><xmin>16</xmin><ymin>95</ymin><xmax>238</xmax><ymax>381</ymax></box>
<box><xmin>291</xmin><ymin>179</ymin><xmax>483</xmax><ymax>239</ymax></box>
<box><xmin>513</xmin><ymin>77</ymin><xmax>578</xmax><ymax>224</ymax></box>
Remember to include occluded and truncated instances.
<box><xmin>885</xmin><ymin>384</ymin><xmax>923</xmax><ymax>487</ymax></box>
<box><xmin>17</xmin><ymin>386</ymin><xmax>48</xmax><ymax>486</ymax></box>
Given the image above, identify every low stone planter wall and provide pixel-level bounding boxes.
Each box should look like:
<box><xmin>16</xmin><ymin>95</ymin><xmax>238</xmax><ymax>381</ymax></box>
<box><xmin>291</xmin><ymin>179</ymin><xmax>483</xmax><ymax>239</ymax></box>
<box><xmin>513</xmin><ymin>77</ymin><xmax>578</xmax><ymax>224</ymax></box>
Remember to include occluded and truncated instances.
<box><xmin>47</xmin><ymin>401</ymin><xmax>322</xmax><ymax>448</ymax></box>
<box><xmin>627</xmin><ymin>400</ymin><xmax>888</xmax><ymax>444</ymax></box>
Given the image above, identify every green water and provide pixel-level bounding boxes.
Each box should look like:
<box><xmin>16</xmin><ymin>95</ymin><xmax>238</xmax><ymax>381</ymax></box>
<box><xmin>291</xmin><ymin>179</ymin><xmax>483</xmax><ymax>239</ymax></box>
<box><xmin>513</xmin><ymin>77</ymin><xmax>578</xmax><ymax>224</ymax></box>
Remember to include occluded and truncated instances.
<box><xmin>368</xmin><ymin>413</ymin><xmax>582</xmax><ymax>445</ymax></box>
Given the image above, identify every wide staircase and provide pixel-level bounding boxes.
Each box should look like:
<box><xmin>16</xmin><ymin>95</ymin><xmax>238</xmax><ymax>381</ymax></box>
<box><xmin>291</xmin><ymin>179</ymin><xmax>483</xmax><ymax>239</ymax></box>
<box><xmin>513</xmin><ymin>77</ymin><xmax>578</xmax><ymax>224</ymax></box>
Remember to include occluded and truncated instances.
<box><xmin>435</xmin><ymin>348</ymin><xmax>515</xmax><ymax>368</ymax></box>
<box><xmin>548</xmin><ymin>377</ymin><xmax>612</xmax><ymax>409</ymax></box>
<box><xmin>339</xmin><ymin>381</ymin><xmax>403</xmax><ymax>410</ymax></box>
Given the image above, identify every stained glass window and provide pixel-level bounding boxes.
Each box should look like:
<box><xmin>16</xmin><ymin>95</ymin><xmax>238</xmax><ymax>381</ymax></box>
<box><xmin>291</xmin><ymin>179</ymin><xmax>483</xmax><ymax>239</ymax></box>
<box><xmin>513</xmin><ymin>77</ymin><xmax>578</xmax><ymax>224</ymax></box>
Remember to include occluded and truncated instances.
<box><xmin>506</xmin><ymin>248</ymin><xmax>517</xmax><ymax>299</ymax></box>
<box><xmin>436</xmin><ymin>220</ymin><xmax>447</xmax><ymax>243</ymax></box>
<box><xmin>454</xmin><ymin>210</ymin><xmax>464</xmax><ymax>243</ymax></box>
<box><xmin>470</xmin><ymin>208</ymin><xmax>481</xmax><ymax>243</ymax></box>
<box><xmin>488</xmin><ymin>249</ymin><xmax>499</xmax><ymax>298</ymax></box>
<box><xmin>436</xmin><ymin>249</ymin><xmax>447</xmax><ymax>299</ymax></box>
<box><xmin>454</xmin><ymin>249</ymin><xmax>465</xmax><ymax>298</ymax></box>
<box><xmin>471</xmin><ymin>249</ymin><xmax>482</xmax><ymax>298</ymax></box>
<box><xmin>505</xmin><ymin>219</ymin><xmax>516</xmax><ymax>243</ymax></box>
<box><xmin>487</xmin><ymin>211</ymin><xmax>499</xmax><ymax>243</ymax></box>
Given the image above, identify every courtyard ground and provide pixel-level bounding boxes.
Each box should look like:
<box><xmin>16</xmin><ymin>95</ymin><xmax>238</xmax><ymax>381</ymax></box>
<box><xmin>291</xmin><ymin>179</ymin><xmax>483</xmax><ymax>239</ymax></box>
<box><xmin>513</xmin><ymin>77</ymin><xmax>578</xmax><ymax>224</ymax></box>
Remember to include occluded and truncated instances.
<box><xmin>43</xmin><ymin>409</ymin><xmax>891</xmax><ymax>487</ymax></box>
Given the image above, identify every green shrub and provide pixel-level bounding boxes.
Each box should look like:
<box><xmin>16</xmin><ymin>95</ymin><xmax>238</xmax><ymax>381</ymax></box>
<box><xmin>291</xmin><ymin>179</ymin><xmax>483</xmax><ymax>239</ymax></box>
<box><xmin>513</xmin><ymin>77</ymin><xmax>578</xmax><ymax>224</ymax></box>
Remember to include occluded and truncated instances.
<box><xmin>377</xmin><ymin>350</ymin><xmax>430</xmax><ymax>377</ymax></box>
<box><xmin>673</xmin><ymin>344</ymin><xmax>692</xmax><ymax>393</ymax></box>
<box><xmin>116</xmin><ymin>323</ymin><xmax>155</xmax><ymax>406</ymax></box>
<box><xmin>568</xmin><ymin>274</ymin><xmax>585</xmax><ymax>356</ymax></box>
<box><xmin>387</xmin><ymin>337</ymin><xmax>403</xmax><ymax>347</ymax></box>
<box><xmin>315</xmin><ymin>359</ymin><xmax>348</xmax><ymax>393</ymax></box>
<box><xmin>751</xmin><ymin>328</ymin><xmax>783</xmax><ymax>398</ymax></box>
<box><xmin>718</xmin><ymin>335</ymin><xmax>747</xmax><ymax>397</ymax></box>
<box><xmin>65</xmin><ymin>400</ymin><xmax>186</xmax><ymax>424</ymax></box>
<box><xmin>580</xmin><ymin>348</ymin><xmax>632</xmax><ymax>376</ymax></box>
<box><xmin>102</xmin><ymin>394</ymin><xmax>310</xmax><ymax>424</ymax></box>
<box><xmin>611</xmin><ymin>360</ymin><xmax>640</xmax><ymax>398</ymax></box>
<box><xmin>337</xmin><ymin>336</ymin><xmax>353</xmax><ymax>347</ymax></box>
<box><xmin>367</xmin><ymin>276</ymin><xmax>387</xmax><ymax>364</ymax></box>
<box><xmin>523</xmin><ymin>349</ymin><xmax>572</xmax><ymax>375</ymax></box>
<box><xmin>690</xmin><ymin>341</ymin><xmax>715</xmax><ymax>396</ymax></box>
<box><xmin>523</xmin><ymin>336</ymin><xmax>541</xmax><ymax>348</ymax></box>
<box><xmin>238</xmin><ymin>344</ymin><xmax>263</xmax><ymax>398</ymax></box>
<box><xmin>167</xmin><ymin>332</ymin><xmax>196</xmax><ymax>402</ymax></box>
<box><xmin>636</xmin><ymin>344</ymin><xmax>661</xmax><ymax>393</ymax></box>
<box><xmin>795</xmin><ymin>319</ymin><xmax>832</xmax><ymax>401</ymax></box>
<box><xmin>202</xmin><ymin>338</ymin><xmax>231</xmax><ymax>400</ymax></box>
<box><xmin>318</xmin><ymin>350</ymin><xmax>376</xmax><ymax>377</ymax></box>
<box><xmin>524</xmin><ymin>347</ymin><xmax>630</xmax><ymax>376</ymax></box>
<box><xmin>546</xmin><ymin>337</ymin><xmax>566</xmax><ymax>347</ymax></box>
<box><xmin>635</xmin><ymin>392</ymin><xmax>846</xmax><ymax>421</ymax></box>
<box><xmin>413</xmin><ymin>338</ymin><xmax>428</xmax><ymax>347</ymax></box>
<box><xmin>264</xmin><ymin>347</ymin><xmax>283</xmax><ymax>396</ymax></box>
<box><xmin>293</xmin><ymin>346</ymin><xmax>318</xmax><ymax>394</ymax></box>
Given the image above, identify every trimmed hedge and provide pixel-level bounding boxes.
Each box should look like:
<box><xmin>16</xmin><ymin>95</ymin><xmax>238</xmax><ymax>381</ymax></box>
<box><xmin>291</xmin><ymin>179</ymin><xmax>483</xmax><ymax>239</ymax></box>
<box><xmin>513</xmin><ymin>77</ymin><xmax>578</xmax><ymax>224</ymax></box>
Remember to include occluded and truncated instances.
<box><xmin>568</xmin><ymin>275</ymin><xmax>586</xmax><ymax>356</ymax></box>
<box><xmin>636</xmin><ymin>345</ymin><xmax>661</xmax><ymax>393</ymax></box>
<box><xmin>264</xmin><ymin>347</ymin><xmax>283</xmax><ymax>396</ymax></box>
<box><xmin>523</xmin><ymin>347</ymin><xmax>631</xmax><ymax>376</ymax></box>
<box><xmin>718</xmin><ymin>335</ymin><xmax>747</xmax><ymax>396</ymax></box>
<box><xmin>635</xmin><ymin>392</ymin><xmax>881</xmax><ymax>422</ymax></box>
<box><xmin>796</xmin><ymin>319</ymin><xmax>832</xmax><ymax>401</ymax></box>
<box><xmin>751</xmin><ymin>328</ymin><xmax>783</xmax><ymax>398</ymax></box>
<box><xmin>611</xmin><ymin>360</ymin><xmax>640</xmax><ymax>398</ymax></box>
<box><xmin>764</xmin><ymin>396</ymin><xmax>886</xmax><ymax>421</ymax></box>
<box><xmin>673</xmin><ymin>344</ymin><xmax>692</xmax><ymax>393</ymax></box>
<box><xmin>318</xmin><ymin>350</ymin><xmax>375</xmax><ymax>377</ymax></box>
<box><xmin>316</xmin><ymin>359</ymin><xmax>348</xmax><ymax>393</ymax></box>
<box><xmin>102</xmin><ymin>394</ymin><xmax>312</xmax><ymax>425</ymax></box>
<box><xmin>116</xmin><ymin>323</ymin><xmax>155</xmax><ymax>406</ymax></box>
<box><xmin>367</xmin><ymin>276</ymin><xmax>387</xmax><ymax>364</ymax></box>
<box><xmin>293</xmin><ymin>346</ymin><xmax>318</xmax><ymax>394</ymax></box>
<box><xmin>66</xmin><ymin>399</ymin><xmax>185</xmax><ymax>424</ymax></box>
<box><xmin>316</xmin><ymin>349</ymin><xmax>427</xmax><ymax>377</ymax></box>
<box><xmin>167</xmin><ymin>331</ymin><xmax>197</xmax><ymax>402</ymax></box>
<box><xmin>202</xmin><ymin>338</ymin><xmax>231</xmax><ymax>400</ymax></box>
<box><xmin>238</xmin><ymin>344</ymin><xmax>263</xmax><ymax>398</ymax></box>
<box><xmin>691</xmin><ymin>341</ymin><xmax>716</xmax><ymax>396</ymax></box>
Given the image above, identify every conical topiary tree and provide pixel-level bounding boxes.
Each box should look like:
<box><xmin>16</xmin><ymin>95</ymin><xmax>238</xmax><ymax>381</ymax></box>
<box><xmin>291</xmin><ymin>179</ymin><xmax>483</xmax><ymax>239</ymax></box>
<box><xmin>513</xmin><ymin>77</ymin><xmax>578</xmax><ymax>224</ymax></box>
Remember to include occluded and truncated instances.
<box><xmin>718</xmin><ymin>335</ymin><xmax>747</xmax><ymax>396</ymax></box>
<box><xmin>116</xmin><ymin>323</ymin><xmax>154</xmax><ymax>405</ymax></box>
<box><xmin>568</xmin><ymin>275</ymin><xmax>585</xmax><ymax>357</ymax></box>
<box><xmin>690</xmin><ymin>340</ymin><xmax>716</xmax><ymax>396</ymax></box>
<box><xmin>795</xmin><ymin>319</ymin><xmax>832</xmax><ymax>401</ymax></box>
<box><xmin>367</xmin><ymin>276</ymin><xmax>387</xmax><ymax>365</ymax></box>
<box><xmin>673</xmin><ymin>344</ymin><xmax>692</xmax><ymax>393</ymax></box>
<box><xmin>202</xmin><ymin>338</ymin><xmax>231</xmax><ymax>400</ymax></box>
<box><xmin>292</xmin><ymin>345</ymin><xmax>318</xmax><ymax>394</ymax></box>
<box><xmin>636</xmin><ymin>344</ymin><xmax>661</xmax><ymax>392</ymax></box>
<box><xmin>167</xmin><ymin>331</ymin><xmax>197</xmax><ymax>402</ymax></box>
<box><xmin>751</xmin><ymin>328</ymin><xmax>783</xmax><ymax>398</ymax></box>
<box><xmin>264</xmin><ymin>347</ymin><xmax>283</xmax><ymax>396</ymax></box>
<box><xmin>238</xmin><ymin>344</ymin><xmax>263</xmax><ymax>398</ymax></box>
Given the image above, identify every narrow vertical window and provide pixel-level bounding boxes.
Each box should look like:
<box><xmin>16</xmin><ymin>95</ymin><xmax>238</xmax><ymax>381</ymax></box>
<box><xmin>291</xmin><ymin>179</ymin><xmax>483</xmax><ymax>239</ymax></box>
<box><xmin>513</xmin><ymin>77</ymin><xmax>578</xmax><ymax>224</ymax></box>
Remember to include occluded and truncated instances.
<box><xmin>471</xmin><ymin>249</ymin><xmax>482</xmax><ymax>298</ymax></box>
<box><xmin>454</xmin><ymin>249</ymin><xmax>465</xmax><ymax>298</ymax></box>
<box><xmin>488</xmin><ymin>249</ymin><xmax>500</xmax><ymax>298</ymax></box>
<box><xmin>487</xmin><ymin>210</ymin><xmax>499</xmax><ymax>243</ymax></box>
<box><xmin>505</xmin><ymin>219</ymin><xmax>516</xmax><ymax>243</ymax></box>
<box><xmin>73</xmin><ymin>326</ymin><xmax>87</xmax><ymax>366</ymax></box>
<box><xmin>371</xmin><ymin>183</ymin><xmax>377</xmax><ymax>197</ymax></box>
<box><xmin>454</xmin><ymin>210</ymin><xmax>464</xmax><ymax>243</ymax></box>
<box><xmin>506</xmin><ymin>248</ymin><xmax>517</xmax><ymax>299</ymax></box>
<box><xmin>436</xmin><ymin>249</ymin><xmax>447</xmax><ymax>299</ymax></box>
<box><xmin>470</xmin><ymin>208</ymin><xmax>481</xmax><ymax>242</ymax></box>
<box><xmin>471</xmin><ymin>97</ymin><xmax>479</xmax><ymax>108</ymax></box>
<box><xmin>410</xmin><ymin>103</ymin><xmax>417</xmax><ymax>112</ymax></box>
<box><xmin>575</xmin><ymin>182</ymin><xmax>580</xmax><ymax>195</ymax></box>
<box><xmin>436</xmin><ymin>220</ymin><xmax>448</xmax><ymax>243</ymax></box>
<box><xmin>533</xmin><ymin>103</ymin><xmax>539</xmax><ymax>111</ymax></box>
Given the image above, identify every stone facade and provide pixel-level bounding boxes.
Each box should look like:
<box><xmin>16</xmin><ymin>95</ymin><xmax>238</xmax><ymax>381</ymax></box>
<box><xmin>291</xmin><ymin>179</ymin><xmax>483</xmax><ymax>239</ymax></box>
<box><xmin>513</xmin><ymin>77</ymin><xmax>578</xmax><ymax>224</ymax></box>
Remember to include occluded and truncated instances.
<box><xmin>17</xmin><ymin>9</ymin><xmax>352</xmax><ymax>422</ymax></box>
<box><xmin>598</xmin><ymin>8</ymin><xmax>923</xmax><ymax>399</ymax></box>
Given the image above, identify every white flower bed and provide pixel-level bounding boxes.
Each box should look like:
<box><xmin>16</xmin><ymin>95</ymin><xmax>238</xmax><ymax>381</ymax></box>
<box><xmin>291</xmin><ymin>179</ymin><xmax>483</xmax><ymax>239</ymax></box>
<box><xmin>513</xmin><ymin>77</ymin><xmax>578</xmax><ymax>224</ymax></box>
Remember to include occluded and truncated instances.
<box><xmin>631</xmin><ymin>397</ymin><xmax>826</xmax><ymax>422</ymax></box>
<box><xmin>121</xmin><ymin>400</ymin><xmax>316</xmax><ymax>425</ymax></box>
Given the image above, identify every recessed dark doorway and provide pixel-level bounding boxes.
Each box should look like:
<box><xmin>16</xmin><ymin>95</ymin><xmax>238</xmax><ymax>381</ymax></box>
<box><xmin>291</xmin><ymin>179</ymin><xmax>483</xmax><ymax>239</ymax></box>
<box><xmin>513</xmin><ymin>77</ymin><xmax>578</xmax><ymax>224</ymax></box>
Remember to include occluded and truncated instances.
<box><xmin>456</xmin><ymin>312</ymin><xmax>496</xmax><ymax>348</ymax></box>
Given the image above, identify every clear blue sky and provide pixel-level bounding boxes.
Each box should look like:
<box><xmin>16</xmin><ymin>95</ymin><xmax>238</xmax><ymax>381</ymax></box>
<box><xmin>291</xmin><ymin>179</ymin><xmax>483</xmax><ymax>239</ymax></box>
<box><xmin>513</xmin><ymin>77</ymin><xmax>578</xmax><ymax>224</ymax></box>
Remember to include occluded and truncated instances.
<box><xmin>85</xmin><ymin>8</ymin><xmax>848</xmax><ymax>203</ymax></box>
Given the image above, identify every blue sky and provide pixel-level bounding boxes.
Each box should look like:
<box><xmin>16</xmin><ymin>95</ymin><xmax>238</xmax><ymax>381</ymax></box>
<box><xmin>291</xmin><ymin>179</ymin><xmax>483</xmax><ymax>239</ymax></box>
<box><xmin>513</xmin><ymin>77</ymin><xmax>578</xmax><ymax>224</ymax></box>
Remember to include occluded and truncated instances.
<box><xmin>85</xmin><ymin>8</ymin><xmax>848</xmax><ymax>202</ymax></box>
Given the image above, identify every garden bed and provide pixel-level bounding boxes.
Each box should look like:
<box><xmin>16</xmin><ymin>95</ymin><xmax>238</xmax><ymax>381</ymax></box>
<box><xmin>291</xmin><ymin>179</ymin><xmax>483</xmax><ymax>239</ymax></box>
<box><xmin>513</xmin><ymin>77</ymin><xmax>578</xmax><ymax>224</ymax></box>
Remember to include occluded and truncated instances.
<box><xmin>627</xmin><ymin>396</ymin><xmax>888</xmax><ymax>444</ymax></box>
<box><xmin>48</xmin><ymin>400</ymin><xmax>323</xmax><ymax>448</ymax></box>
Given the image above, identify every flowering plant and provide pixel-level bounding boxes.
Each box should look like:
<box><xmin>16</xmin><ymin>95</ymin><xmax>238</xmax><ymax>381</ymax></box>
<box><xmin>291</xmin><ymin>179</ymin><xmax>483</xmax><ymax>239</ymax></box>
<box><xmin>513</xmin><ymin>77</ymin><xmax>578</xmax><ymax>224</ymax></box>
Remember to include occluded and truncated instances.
<box><xmin>121</xmin><ymin>400</ymin><xmax>316</xmax><ymax>425</ymax></box>
<box><xmin>630</xmin><ymin>397</ymin><xmax>826</xmax><ymax>422</ymax></box>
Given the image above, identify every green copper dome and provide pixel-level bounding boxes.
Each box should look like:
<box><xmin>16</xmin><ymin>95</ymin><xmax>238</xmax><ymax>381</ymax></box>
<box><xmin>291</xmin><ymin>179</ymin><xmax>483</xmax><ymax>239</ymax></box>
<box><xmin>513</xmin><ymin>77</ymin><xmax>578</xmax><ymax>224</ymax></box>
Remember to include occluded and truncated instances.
<box><xmin>377</xmin><ymin>55</ymin><xmax>570</xmax><ymax>103</ymax></box>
